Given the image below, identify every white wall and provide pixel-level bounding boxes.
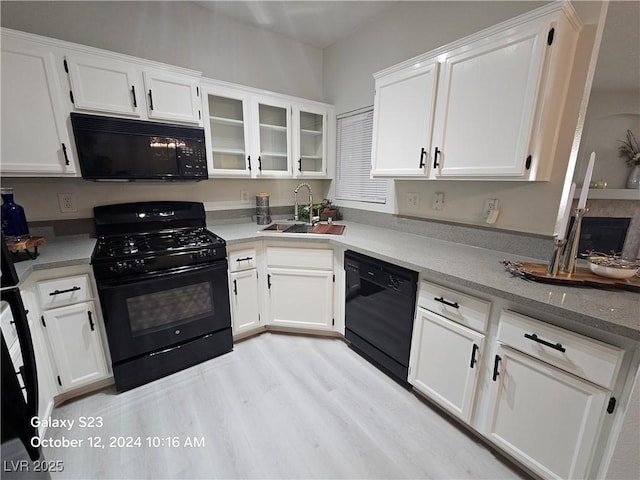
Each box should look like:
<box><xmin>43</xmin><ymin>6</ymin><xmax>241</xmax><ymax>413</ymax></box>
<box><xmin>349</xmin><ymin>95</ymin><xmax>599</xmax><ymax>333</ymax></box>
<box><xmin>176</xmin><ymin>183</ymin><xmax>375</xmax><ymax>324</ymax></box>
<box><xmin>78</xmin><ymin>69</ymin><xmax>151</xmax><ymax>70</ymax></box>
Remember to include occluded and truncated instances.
<box><xmin>0</xmin><ymin>1</ymin><xmax>323</xmax><ymax>101</ymax></box>
<box><xmin>322</xmin><ymin>1</ymin><xmax>599</xmax><ymax>236</ymax></box>
<box><xmin>2</xmin><ymin>177</ymin><xmax>329</xmax><ymax>223</ymax></box>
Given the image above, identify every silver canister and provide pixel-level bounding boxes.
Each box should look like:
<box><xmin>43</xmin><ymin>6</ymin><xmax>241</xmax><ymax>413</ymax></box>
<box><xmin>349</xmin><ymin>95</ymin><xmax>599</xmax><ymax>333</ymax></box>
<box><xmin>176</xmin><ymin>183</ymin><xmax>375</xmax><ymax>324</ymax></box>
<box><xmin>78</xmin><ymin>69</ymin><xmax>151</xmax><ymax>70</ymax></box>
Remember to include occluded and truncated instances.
<box><xmin>256</xmin><ymin>193</ymin><xmax>271</xmax><ymax>225</ymax></box>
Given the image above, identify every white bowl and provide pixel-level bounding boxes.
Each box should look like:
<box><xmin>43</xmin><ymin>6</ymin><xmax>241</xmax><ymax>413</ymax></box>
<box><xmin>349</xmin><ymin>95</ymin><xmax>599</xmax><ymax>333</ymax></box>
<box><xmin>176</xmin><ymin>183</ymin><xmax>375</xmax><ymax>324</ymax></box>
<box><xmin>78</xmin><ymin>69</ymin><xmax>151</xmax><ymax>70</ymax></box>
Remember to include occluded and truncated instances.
<box><xmin>588</xmin><ymin>261</ymin><xmax>638</xmax><ymax>279</ymax></box>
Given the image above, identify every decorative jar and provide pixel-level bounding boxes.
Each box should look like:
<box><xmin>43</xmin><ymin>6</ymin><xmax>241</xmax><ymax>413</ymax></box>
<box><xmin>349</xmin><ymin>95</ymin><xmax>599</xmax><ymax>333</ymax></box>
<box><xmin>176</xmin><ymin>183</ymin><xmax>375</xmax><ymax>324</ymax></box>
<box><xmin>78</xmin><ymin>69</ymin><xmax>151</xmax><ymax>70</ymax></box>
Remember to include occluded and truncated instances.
<box><xmin>1</xmin><ymin>187</ymin><xmax>30</xmax><ymax>240</ymax></box>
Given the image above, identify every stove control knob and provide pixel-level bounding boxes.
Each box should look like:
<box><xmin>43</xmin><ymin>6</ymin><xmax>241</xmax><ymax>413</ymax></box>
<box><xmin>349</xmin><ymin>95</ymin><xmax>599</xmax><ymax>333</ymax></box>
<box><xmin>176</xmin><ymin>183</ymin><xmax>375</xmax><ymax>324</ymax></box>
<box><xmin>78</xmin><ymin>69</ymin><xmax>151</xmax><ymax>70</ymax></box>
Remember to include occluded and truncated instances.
<box><xmin>111</xmin><ymin>262</ymin><xmax>126</xmax><ymax>273</ymax></box>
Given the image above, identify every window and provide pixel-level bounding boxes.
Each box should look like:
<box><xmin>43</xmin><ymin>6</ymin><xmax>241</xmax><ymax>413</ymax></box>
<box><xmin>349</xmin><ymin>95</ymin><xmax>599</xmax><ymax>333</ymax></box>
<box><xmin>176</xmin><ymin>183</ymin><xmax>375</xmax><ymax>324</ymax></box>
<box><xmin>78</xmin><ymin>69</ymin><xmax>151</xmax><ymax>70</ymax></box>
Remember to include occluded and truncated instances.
<box><xmin>335</xmin><ymin>108</ymin><xmax>387</xmax><ymax>204</ymax></box>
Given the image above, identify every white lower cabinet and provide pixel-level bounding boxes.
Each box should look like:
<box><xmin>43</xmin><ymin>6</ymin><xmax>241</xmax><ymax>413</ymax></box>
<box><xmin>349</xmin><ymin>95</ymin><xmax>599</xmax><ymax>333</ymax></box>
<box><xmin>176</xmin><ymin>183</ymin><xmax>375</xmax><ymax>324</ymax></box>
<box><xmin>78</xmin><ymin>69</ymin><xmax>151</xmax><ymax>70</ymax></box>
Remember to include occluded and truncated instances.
<box><xmin>410</xmin><ymin>307</ymin><xmax>484</xmax><ymax>422</ymax></box>
<box><xmin>41</xmin><ymin>301</ymin><xmax>109</xmax><ymax>391</ymax></box>
<box><xmin>409</xmin><ymin>281</ymin><xmax>490</xmax><ymax>423</ymax></box>
<box><xmin>484</xmin><ymin>310</ymin><xmax>623</xmax><ymax>479</ymax></box>
<box><xmin>228</xmin><ymin>246</ymin><xmax>262</xmax><ymax>336</ymax></box>
<box><xmin>266</xmin><ymin>268</ymin><xmax>334</xmax><ymax>330</ymax></box>
<box><xmin>265</xmin><ymin>245</ymin><xmax>335</xmax><ymax>331</ymax></box>
<box><xmin>35</xmin><ymin>272</ymin><xmax>110</xmax><ymax>395</ymax></box>
<box><xmin>229</xmin><ymin>269</ymin><xmax>261</xmax><ymax>335</ymax></box>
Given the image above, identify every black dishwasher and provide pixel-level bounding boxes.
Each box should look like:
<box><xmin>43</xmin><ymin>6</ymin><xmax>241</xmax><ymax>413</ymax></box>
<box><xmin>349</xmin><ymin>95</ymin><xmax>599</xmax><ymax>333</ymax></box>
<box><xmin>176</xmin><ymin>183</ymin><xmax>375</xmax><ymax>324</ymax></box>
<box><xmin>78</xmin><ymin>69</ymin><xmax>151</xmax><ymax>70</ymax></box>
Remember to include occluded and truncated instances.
<box><xmin>344</xmin><ymin>250</ymin><xmax>418</xmax><ymax>384</ymax></box>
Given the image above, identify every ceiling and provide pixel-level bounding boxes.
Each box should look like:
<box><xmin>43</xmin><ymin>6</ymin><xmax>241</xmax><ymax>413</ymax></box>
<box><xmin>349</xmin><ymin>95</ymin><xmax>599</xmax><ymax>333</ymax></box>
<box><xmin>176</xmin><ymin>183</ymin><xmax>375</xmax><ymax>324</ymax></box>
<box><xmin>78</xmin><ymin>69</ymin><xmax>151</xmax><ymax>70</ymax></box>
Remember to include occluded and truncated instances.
<box><xmin>194</xmin><ymin>1</ymin><xmax>638</xmax><ymax>92</ymax></box>
<box><xmin>194</xmin><ymin>1</ymin><xmax>397</xmax><ymax>49</ymax></box>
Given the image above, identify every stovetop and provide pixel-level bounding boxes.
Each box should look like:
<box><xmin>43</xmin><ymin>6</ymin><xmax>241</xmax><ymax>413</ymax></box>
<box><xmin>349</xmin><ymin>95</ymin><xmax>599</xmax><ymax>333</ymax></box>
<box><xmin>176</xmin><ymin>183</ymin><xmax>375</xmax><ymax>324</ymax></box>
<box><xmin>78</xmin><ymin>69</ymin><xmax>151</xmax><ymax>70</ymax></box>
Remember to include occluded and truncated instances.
<box><xmin>91</xmin><ymin>227</ymin><xmax>227</xmax><ymax>280</ymax></box>
<box><xmin>94</xmin><ymin>228</ymin><xmax>225</xmax><ymax>258</ymax></box>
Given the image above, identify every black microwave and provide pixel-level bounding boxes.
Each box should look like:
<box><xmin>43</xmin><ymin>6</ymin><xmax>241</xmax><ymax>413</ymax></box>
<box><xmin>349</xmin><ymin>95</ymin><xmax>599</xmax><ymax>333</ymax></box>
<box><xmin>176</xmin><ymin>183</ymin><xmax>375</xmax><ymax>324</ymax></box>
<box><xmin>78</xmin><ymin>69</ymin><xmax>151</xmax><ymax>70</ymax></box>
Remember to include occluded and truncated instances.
<box><xmin>70</xmin><ymin>113</ymin><xmax>208</xmax><ymax>181</ymax></box>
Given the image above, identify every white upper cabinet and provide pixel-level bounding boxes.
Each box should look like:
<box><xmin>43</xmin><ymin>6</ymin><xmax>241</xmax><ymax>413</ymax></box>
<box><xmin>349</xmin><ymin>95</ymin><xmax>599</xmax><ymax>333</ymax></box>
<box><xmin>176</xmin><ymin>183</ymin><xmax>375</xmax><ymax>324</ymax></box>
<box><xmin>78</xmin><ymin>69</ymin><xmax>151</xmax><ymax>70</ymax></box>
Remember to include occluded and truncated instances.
<box><xmin>202</xmin><ymin>83</ymin><xmax>252</xmax><ymax>176</ymax></box>
<box><xmin>143</xmin><ymin>68</ymin><xmax>201</xmax><ymax>124</ymax></box>
<box><xmin>62</xmin><ymin>48</ymin><xmax>202</xmax><ymax>124</ymax></box>
<box><xmin>64</xmin><ymin>53</ymin><xmax>142</xmax><ymax>117</ymax></box>
<box><xmin>253</xmin><ymin>95</ymin><xmax>292</xmax><ymax>177</ymax></box>
<box><xmin>1</xmin><ymin>32</ymin><xmax>76</xmax><ymax>176</ymax></box>
<box><xmin>371</xmin><ymin>60</ymin><xmax>439</xmax><ymax>177</ymax></box>
<box><xmin>432</xmin><ymin>19</ymin><xmax>554</xmax><ymax>178</ymax></box>
<box><xmin>371</xmin><ymin>3</ymin><xmax>580</xmax><ymax>181</ymax></box>
<box><xmin>293</xmin><ymin>103</ymin><xmax>329</xmax><ymax>178</ymax></box>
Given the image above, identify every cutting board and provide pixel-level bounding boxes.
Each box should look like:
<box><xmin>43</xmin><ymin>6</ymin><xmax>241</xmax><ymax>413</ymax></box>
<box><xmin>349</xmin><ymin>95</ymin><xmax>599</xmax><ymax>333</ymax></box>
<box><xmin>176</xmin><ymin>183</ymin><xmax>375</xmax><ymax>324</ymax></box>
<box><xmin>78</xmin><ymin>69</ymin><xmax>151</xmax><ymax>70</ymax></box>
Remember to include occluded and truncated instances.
<box><xmin>517</xmin><ymin>262</ymin><xmax>640</xmax><ymax>292</ymax></box>
<box><xmin>311</xmin><ymin>224</ymin><xmax>346</xmax><ymax>235</ymax></box>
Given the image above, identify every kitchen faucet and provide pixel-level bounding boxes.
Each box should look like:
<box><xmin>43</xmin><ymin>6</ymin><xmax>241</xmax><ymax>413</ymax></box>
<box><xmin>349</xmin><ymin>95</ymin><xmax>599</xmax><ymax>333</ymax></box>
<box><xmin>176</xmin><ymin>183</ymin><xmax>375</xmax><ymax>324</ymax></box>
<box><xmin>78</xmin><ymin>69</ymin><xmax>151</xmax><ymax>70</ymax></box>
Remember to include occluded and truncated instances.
<box><xmin>293</xmin><ymin>183</ymin><xmax>319</xmax><ymax>224</ymax></box>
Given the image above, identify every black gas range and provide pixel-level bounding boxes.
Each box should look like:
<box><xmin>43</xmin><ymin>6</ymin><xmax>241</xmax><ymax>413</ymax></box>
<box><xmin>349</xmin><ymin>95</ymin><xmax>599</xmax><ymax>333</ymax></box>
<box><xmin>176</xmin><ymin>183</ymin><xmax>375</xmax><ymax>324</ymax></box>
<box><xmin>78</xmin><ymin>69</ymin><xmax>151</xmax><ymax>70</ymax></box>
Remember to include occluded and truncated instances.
<box><xmin>91</xmin><ymin>201</ymin><xmax>232</xmax><ymax>392</ymax></box>
<box><xmin>92</xmin><ymin>227</ymin><xmax>227</xmax><ymax>280</ymax></box>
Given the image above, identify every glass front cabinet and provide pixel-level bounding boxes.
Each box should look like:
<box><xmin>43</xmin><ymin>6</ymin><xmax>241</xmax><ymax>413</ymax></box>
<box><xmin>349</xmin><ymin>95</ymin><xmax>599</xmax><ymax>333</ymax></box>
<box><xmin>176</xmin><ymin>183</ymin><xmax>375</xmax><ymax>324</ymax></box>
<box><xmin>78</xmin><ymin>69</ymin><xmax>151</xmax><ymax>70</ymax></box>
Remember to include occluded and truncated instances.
<box><xmin>293</xmin><ymin>104</ymin><xmax>327</xmax><ymax>178</ymax></box>
<box><xmin>254</xmin><ymin>97</ymin><xmax>292</xmax><ymax>177</ymax></box>
<box><xmin>202</xmin><ymin>82</ymin><xmax>331</xmax><ymax>178</ymax></box>
<box><xmin>202</xmin><ymin>85</ymin><xmax>252</xmax><ymax>176</ymax></box>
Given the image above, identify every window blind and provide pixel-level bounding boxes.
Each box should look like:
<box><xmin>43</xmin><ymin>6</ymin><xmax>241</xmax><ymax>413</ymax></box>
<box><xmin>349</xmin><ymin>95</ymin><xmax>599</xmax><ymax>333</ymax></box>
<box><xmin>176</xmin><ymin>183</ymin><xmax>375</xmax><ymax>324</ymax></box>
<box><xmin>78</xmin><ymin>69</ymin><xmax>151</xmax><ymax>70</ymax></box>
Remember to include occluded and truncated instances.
<box><xmin>335</xmin><ymin>108</ymin><xmax>387</xmax><ymax>204</ymax></box>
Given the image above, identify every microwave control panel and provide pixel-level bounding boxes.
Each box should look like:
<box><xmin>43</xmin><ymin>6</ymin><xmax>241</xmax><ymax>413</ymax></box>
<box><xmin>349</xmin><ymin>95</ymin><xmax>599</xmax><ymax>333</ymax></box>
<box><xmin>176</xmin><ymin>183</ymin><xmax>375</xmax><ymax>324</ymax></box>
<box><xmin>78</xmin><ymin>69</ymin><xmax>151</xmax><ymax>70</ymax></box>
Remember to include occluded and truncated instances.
<box><xmin>178</xmin><ymin>138</ymin><xmax>208</xmax><ymax>177</ymax></box>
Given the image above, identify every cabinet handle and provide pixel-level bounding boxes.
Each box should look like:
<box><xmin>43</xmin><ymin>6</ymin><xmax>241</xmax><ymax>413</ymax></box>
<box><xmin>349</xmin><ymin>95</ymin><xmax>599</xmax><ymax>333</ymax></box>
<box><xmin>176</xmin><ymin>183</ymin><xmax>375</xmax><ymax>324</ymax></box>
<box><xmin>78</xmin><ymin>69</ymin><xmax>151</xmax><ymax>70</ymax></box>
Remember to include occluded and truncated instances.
<box><xmin>434</xmin><ymin>296</ymin><xmax>459</xmax><ymax>309</ymax></box>
<box><xmin>419</xmin><ymin>147</ymin><xmax>426</xmax><ymax>168</ymax></box>
<box><xmin>433</xmin><ymin>147</ymin><xmax>441</xmax><ymax>169</ymax></box>
<box><xmin>17</xmin><ymin>366</ymin><xmax>26</xmax><ymax>390</ymax></box>
<box><xmin>148</xmin><ymin>89</ymin><xmax>154</xmax><ymax>110</ymax></box>
<box><xmin>61</xmin><ymin>143</ymin><xmax>70</xmax><ymax>166</ymax></box>
<box><xmin>524</xmin><ymin>333</ymin><xmax>566</xmax><ymax>353</ymax></box>
<box><xmin>87</xmin><ymin>310</ymin><xmax>95</xmax><ymax>331</ymax></box>
<box><xmin>233</xmin><ymin>279</ymin><xmax>238</xmax><ymax>296</ymax></box>
<box><xmin>236</xmin><ymin>257</ymin><xmax>253</xmax><ymax>262</ymax></box>
<box><xmin>49</xmin><ymin>286</ymin><xmax>81</xmax><ymax>296</ymax></box>
<box><xmin>267</xmin><ymin>274</ymin><xmax>272</xmax><ymax>289</ymax></box>
<box><xmin>298</xmin><ymin>158</ymin><xmax>302</xmax><ymax>172</ymax></box>
<box><xmin>131</xmin><ymin>85</ymin><xmax>137</xmax><ymax>108</ymax></box>
<box><xmin>247</xmin><ymin>155</ymin><xmax>252</xmax><ymax>171</ymax></box>
<box><xmin>258</xmin><ymin>156</ymin><xmax>262</xmax><ymax>172</ymax></box>
<box><xmin>469</xmin><ymin>343</ymin><xmax>479</xmax><ymax>368</ymax></box>
<box><xmin>492</xmin><ymin>354</ymin><xmax>501</xmax><ymax>381</ymax></box>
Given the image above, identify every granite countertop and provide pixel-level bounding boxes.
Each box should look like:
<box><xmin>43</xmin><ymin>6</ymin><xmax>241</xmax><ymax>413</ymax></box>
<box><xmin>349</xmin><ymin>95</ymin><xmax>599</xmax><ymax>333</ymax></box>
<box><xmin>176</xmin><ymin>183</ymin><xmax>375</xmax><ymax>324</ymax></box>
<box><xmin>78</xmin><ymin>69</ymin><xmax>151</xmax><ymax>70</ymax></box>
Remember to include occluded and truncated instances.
<box><xmin>12</xmin><ymin>222</ymin><xmax>640</xmax><ymax>341</ymax></box>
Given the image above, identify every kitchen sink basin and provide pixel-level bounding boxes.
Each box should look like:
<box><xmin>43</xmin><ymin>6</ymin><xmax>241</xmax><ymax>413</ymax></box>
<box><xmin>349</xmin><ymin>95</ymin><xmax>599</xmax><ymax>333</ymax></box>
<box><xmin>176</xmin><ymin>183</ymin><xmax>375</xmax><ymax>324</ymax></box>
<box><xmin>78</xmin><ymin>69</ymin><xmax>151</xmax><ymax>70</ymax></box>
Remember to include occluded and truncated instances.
<box><xmin>261</xmin><ymin>222</ymin><xmax>345</xmax><ymax>235</ymax></box>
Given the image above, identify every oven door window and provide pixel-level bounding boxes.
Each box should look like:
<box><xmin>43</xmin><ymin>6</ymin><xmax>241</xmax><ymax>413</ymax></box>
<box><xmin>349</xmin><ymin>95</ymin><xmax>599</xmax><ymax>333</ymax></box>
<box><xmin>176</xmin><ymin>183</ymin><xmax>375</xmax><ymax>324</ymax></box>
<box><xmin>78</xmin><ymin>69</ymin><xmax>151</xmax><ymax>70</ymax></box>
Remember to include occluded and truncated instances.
<box><xmin>127</xmin><ymin>281</ymin><xmax>213</xmax><ymax>336</ymax></box>
<box><xmin>98</xmin><ymin>262</ymin><xmax>230</xmax><ymax>363</ymax></box>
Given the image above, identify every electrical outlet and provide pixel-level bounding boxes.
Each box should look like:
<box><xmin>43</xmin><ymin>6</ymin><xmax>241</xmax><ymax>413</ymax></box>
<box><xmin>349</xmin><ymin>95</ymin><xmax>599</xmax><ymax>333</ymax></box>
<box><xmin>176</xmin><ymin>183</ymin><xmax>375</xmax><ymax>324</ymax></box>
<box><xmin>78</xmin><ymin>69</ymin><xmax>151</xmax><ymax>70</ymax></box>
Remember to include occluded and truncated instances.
<box><xmin>57</xmin><ymin>193</ymin><xmax>77</xmax><ymax>213</ymax></box>
<box><xmin>407</xmin><ymin>193</ymin><xmax>420</xmax><ymax>209</ymax></box>
<box><xmin>483</xmin><ymin>198</ymin><xmax>499</xmax><ymax>220</ymax></box>
<box><xmin>432</xmin><ymin>192</ymin><xmax>444</xmax><ymax>211</ymax></box>
<box><xmin>240</xmin><ymin>190</ymin><xmax>250</xmax><ymax>204</ymax></box>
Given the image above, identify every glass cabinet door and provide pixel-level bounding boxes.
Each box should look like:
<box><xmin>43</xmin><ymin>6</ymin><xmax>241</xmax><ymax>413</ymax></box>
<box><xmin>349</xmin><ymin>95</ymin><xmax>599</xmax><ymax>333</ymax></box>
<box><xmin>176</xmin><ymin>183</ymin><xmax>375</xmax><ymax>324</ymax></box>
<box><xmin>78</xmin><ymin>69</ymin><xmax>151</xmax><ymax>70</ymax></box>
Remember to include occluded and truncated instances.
<box><xmin>205</xmin><ymin>91</ymin><xmax>251</xmax><ymax>175</ymax></box>
<box><xmin>296</xmin><ymin>108</ymin><xmax>326</xmax><ymax>176</ymax></box>
<box><xmin>256</xmin><ymin>99</ymin><xmax>291</xmax><ymax>175</ymax></box>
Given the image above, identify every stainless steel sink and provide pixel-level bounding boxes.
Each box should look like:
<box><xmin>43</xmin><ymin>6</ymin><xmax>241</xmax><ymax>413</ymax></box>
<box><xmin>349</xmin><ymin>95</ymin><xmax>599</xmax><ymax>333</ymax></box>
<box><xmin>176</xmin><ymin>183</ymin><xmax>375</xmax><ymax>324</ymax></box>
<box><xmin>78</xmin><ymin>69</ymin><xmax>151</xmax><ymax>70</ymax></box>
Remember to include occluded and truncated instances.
<box><xmin>260</xmin><ymin>222</ymin><xmax>345</xmax><ymax>235</ymax></box>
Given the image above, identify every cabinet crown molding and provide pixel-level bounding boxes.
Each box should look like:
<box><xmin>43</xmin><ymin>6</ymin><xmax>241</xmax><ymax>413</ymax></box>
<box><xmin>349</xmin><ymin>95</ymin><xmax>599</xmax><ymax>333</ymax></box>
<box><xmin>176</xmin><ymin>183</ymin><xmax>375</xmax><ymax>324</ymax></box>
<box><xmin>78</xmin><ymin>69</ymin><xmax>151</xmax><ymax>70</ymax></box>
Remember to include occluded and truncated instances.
<box><xmin>373</xmin><ymin>1</ymin><xmax>582</xmax><ymax>79</ymax></box>
<box><xmin>1</xmin><ymin>27</ymin><xmax>203</xmax><ymax>78</ymax></box>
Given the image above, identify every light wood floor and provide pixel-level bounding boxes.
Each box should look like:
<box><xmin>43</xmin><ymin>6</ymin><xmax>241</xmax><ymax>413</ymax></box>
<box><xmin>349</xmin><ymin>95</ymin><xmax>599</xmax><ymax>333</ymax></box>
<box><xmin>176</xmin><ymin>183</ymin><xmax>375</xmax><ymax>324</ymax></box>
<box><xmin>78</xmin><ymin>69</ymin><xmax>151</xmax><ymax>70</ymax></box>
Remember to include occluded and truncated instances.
<box><xmin>43</xmin><ymin>333</ymin><xmax>530</xmax><ymax>479</ymax></box>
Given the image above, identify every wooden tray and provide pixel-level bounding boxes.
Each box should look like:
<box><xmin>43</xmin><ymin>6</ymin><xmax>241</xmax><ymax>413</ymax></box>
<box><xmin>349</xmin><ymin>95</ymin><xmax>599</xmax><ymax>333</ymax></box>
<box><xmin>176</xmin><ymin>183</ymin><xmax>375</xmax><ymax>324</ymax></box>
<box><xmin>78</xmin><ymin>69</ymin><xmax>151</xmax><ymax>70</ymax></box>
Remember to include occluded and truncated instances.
<box><xmin>5</xmin><ymin>236</ymin><xmax>46</xmax><ymax>251</ymax></box>
<box><xmin>517</xmin><ymin>262</ymin><xmax>640</xmax><ymax>292</ymax></box>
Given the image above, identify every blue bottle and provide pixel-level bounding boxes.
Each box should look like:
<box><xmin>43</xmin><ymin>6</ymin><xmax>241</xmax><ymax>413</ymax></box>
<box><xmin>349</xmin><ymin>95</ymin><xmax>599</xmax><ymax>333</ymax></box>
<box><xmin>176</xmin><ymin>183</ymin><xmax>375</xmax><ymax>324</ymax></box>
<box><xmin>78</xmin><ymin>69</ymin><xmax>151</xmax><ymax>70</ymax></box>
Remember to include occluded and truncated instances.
<box><xmin>1</xmin><ymin>188</ymin><xmax>29</xmax><ymax>241</ymax></box>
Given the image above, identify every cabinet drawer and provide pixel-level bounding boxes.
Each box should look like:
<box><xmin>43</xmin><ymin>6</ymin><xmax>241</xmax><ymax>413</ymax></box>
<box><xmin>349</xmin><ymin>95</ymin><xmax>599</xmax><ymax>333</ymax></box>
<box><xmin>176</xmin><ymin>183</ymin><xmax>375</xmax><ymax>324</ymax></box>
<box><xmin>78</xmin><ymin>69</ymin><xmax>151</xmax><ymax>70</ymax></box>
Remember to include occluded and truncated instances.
<box><xmin>37</xmin><ymin>275</ymin><xmax>92</xmax><ymax>309</ymax></box>
<box><xmin>497</xmin><ymin>310</ymin><xmax>624</xmax><ymax>390</ymax></box>
<box><xmin>418</xmin><ymin>281</ymin><xmax>490</xmax><ymax>333</ymax></box>
<box><xmin>267</xmin><ymin>247</ymin><xmax>333</xmax><ymax>270</ymax></box>
<box><xmin>228</xmin><ymin>248</ymin><xmax>257</xmax><ymax>272</ymax></box>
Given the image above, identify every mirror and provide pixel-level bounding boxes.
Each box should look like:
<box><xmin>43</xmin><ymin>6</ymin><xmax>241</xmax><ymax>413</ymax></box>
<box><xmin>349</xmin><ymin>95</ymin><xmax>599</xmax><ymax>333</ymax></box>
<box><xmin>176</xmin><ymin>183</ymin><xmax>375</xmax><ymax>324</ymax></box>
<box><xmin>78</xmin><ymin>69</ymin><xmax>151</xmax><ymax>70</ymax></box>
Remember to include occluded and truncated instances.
<box><xmin>576</xmin><ymin>1</ymin><xmax>640</xmax><ymax>190</ymax></box>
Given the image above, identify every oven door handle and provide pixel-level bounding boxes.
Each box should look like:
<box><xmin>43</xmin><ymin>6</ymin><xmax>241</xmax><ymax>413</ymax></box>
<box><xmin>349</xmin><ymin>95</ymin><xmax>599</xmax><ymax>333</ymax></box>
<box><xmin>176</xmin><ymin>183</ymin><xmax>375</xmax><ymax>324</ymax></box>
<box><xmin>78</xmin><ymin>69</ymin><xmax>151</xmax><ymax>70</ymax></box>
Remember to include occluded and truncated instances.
<box><xmin>96</xmin><ymin>261</ymin><xmax>228</xmax><ymax>289</ymax></box>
